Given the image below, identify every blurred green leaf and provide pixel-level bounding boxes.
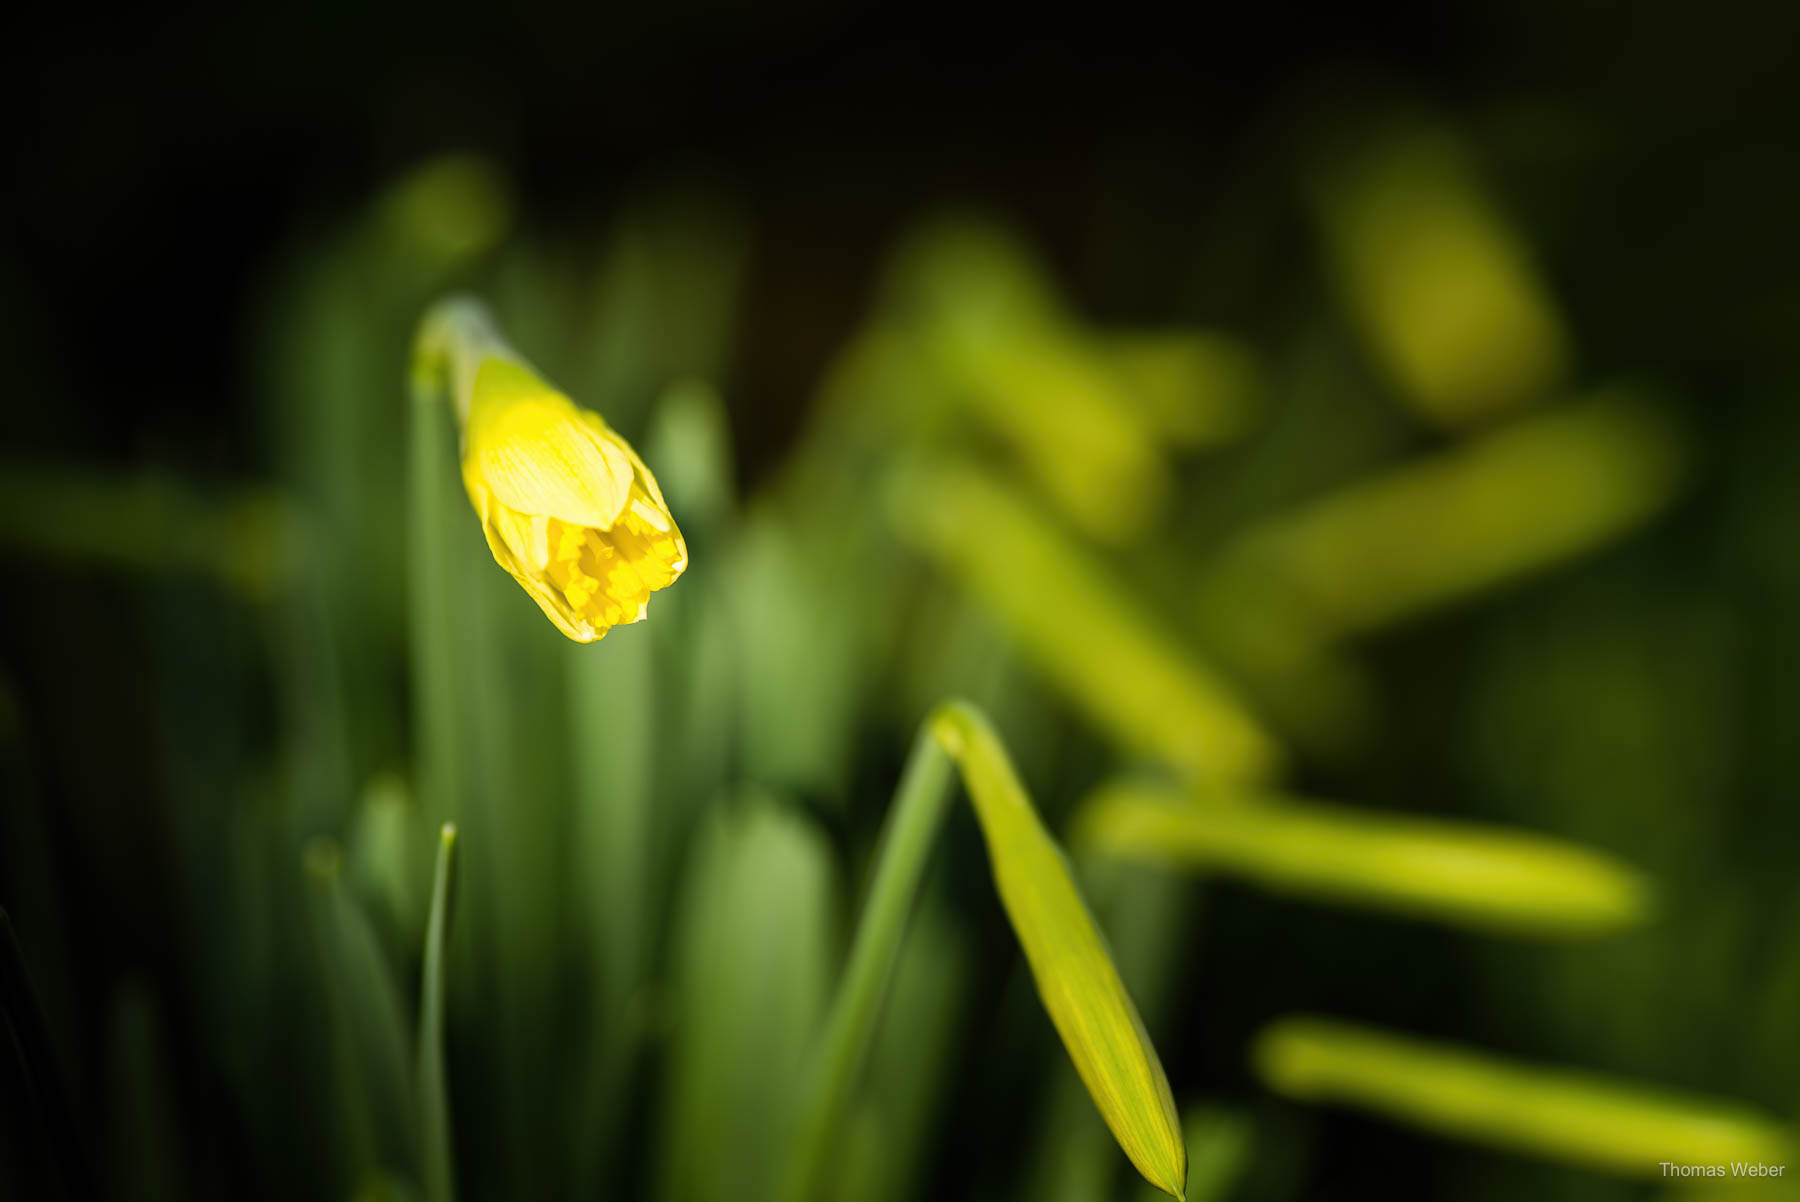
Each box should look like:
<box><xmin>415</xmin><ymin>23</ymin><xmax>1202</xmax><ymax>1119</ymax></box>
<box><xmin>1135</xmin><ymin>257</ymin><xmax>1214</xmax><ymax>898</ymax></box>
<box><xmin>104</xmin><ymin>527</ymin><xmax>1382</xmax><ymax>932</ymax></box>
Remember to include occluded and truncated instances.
<box><xmin>661</xmin><ymin>796</ymin><xmax>838</xmax><ymax>1202</ymax></box>
<box><xmin>375</xmin><ymin>155</ymin><xmax>512</xmax><ymax>270</ymax></box>
<box><xmin>1200</xmin><ymin>394</ymin><xmax>1686</xmax><ymax>652</ymax></box>
<box><xmin>887</xmin><ymin>217</ymin><xmax>1171</xmax><ymax>544</ymax></box>
<box><xmin>348</xmin><ymin>773</ymin><xmax>425</xmax><ymax>949</ymax></box>
<box><xmin>1254</xmin><ymin>1017</ymin><xmax>1793</xmax><ymax>1177</ymax></box>
<box><xmin>567</xmin><ymin>613</ymin><xmax>656</xmax><ymax>1190</ymax></box>
<box><xmin>1076</xmin><ymin>779</ymin><xmax>1651</xmax><ymax>937</ymax></box>
<box><xmin>1308</xmin><ymin>113</ymin><xmax>1567</xmax><ymax>426</ymax></box>
<box><xmin>893</xmin><ymin>459</ymin><xmax>1280</xmax><ymax>786</ymax></box>
<box><xmin>0</xmin><ymin>463</ymin><xmax>297</xmax><ymax>599</ymax></box>
<box><xmin>835</xmin><ymin>898</ymin><xmax>969</xmax><ymax>1202</ymax></box>
<box><xmin>1102</xmin><ymin>331</ymin><xmax>1262</xmax><ymax>449</ymax></box>
<box><xmin>645</xmin><ymin>379</ymin><xmax>740</xmax><ymax>837</ymax></box>
<box><xmin>266</xmin><ymin>154</ymin><xmax>513</xmax><ymax>804</ymax></box>
<box><xmin>731</xmin><ymin>512</ymin><xmax>867</xmax><ymax>799</ymax></box>
<box><xmin>645</xmin><ymin>378</ymin><xmax>737</xmax><ymax>537</ymax></box>
<box><xmin>305</xmin><ymin>840</ymin><xmax>418</xmax><ymax>1185</ymax></box>
<box><xmin>778</xmin><ymin>715</ymin><xmax>959</xmax><ymax>1202</ymax></box>
<box><xmin>106</xmin><ymin>985</ymin><xmax>186</xmax><ymax>1202</ymax></box>
<box><xmin>349</xmin><ymin>1173</ymin><xmax>421</xmax><ymax>1202</ymax></box>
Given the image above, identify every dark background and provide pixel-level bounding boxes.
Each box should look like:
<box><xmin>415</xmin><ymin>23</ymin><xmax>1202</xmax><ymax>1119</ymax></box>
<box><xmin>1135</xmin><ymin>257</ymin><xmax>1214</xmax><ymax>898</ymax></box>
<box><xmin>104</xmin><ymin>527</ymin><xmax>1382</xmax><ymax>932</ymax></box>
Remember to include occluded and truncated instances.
<box><xmin>12</xmin><ymin>1</ymin><xmax>1798</xmax><ymax>473</ymax></box>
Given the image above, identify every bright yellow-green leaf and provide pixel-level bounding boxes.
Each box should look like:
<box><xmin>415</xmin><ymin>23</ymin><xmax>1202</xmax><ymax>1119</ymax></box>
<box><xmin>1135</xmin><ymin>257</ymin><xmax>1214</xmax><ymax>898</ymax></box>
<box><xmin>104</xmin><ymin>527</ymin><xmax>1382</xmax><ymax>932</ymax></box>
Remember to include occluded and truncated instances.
<box><xmin>1255</xmin><ymin>1017</ymin><xmax>1794</xmax><ymax>1178</ymax></box>
<box><xmin>1075</xmin><ymin>780</ymin><xmax>1651</xmax><ymax>937</ymax></box>
<box><xmin>1131</xmin><ymin>1106</ymin><xmax>1254</xmax><ymax>1202</ymax></box>
<box><xmin>893</xmin><ymin>461</ymin><xmax>1280</xmax><ymax>787</ymax></box>
<box><xmin>932</xmin><ymin>703</ymin><xmax>1187</xmax><ymax>1199</ymax></box>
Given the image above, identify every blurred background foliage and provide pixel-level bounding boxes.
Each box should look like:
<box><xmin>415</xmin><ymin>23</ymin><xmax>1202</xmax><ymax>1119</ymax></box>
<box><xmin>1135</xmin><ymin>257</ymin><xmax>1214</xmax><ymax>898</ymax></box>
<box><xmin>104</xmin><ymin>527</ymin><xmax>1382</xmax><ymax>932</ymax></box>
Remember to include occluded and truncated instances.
<box><xmin>4</xmin><ymin>3</ymin><xmax>1800</xmax><ymax>1199</ymax></box>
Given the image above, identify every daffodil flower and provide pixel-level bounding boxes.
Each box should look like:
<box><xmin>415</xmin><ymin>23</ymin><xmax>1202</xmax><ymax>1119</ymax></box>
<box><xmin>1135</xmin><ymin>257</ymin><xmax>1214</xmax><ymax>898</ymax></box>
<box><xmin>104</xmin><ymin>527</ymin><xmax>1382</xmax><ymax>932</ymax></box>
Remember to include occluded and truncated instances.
<box><xmin>417</xmin><ymin>298</ymin><xmax>687</xmax><ymax>641</ymax></box>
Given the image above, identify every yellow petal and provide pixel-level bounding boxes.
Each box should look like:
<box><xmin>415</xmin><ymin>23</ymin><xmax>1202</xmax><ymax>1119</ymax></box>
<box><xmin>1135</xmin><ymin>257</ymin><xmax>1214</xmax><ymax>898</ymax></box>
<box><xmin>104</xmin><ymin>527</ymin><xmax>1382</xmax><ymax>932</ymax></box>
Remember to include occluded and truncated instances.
<box><xmin>470</xmin><ymin>492</ymin><xmax>598</xmax><ymax>642</ymax></box>
<box><xmin>932</xmin><ymin>702</ymin><xmax>1187</xmax><ymax>1200</ymax></box>
<box><xmin>420</xmin><ymin>299</ymin><xmax>688</xmax><ymax>642</ymax></box>
<box><xmin>465</xmin><ymin>360</ymin><xmax>635</xmax><ymax>529</ymax></box>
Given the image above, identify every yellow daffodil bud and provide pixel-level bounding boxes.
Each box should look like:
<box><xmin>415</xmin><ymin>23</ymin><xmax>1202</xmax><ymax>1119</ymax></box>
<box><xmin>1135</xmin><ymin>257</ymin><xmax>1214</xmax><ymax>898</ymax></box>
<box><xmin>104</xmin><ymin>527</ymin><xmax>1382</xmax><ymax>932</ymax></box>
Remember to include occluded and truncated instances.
<box><xmin>417</xmin><ymin>298</ymin><xmax>688</xmax><ymax>641</ymax></box>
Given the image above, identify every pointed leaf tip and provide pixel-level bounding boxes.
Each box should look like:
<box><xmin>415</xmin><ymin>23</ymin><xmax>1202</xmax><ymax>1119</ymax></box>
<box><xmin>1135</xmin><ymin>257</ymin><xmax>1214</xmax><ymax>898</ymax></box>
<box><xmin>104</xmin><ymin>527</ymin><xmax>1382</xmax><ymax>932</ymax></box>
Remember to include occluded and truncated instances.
<box><xmin>934</xmin><ymin>703</ymin><xmax>1187</xmax><ymax>1198</ymax></box>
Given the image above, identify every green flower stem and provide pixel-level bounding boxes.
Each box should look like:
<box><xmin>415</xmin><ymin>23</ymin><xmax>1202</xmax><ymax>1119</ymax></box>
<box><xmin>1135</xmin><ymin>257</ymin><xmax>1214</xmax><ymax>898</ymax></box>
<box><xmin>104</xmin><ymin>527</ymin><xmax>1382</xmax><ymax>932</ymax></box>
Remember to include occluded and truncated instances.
<box><xmin>776</xmin><ymin>719</ymin><xmax>957</xmax><ymax>1202</ymax></box>
<box><xmin>413</xmin><ymin>296</ymin><xmax>521</xmax><ymax>428</ymax></box>
<box><xmin>408</xmin><ymin>302</ymin><xmax>482</xmax><ymax>830</ymax></box>
<box><xmin>419</xmin><ymin>823</ymin><xmax>461</xmax><ymax>1202</ymax></box>
<box><xmin>0</xmin><ymin>909</ymin><xmax>100</xmax><ymax>1202</ymax></box>
<box><xmin>568</xmin><ymin>627</ymin><xmax>657</xmax><ymax>1195</ymax></box>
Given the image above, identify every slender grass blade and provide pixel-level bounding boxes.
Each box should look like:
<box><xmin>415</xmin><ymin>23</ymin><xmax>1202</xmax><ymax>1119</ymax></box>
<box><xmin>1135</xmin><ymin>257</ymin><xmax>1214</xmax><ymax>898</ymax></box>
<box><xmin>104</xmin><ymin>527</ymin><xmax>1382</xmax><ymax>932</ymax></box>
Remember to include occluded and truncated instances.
<box><xmin>418</xmin><ymin>824</ymin><xmax>460</xmax><ymax>1202</ymax></box>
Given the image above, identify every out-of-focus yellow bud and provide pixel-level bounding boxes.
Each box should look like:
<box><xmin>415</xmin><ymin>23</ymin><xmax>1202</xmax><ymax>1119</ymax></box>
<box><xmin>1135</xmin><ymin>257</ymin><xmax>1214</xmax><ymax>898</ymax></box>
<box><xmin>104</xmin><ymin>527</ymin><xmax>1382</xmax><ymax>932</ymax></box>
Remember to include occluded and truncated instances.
<box><xmin>417</xmin><ymin>298</ymin><xmax>687</xmax><ymax>641</ymax></box>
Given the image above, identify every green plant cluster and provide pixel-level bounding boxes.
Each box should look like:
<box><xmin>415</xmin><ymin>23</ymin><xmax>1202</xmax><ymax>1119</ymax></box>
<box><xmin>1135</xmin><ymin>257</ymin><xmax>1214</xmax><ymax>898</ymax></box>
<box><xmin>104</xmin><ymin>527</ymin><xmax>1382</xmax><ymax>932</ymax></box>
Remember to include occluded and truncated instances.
<box><xmin>3</xmin><ymin>127</ymin><xmax>1797</xmax><ymax>1202</ymax></box>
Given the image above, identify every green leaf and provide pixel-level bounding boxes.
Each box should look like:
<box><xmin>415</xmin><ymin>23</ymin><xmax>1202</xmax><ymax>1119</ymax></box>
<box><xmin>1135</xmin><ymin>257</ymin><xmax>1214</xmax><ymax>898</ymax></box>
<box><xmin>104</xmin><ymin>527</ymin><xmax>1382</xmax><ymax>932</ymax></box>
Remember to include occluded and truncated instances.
<box><xmin>776</xmin><ymin>719</ymin><xmax>958</xmax><ymax>1202</ymax></box>
<box><xmin>834</xmin><ymin>898</ymin><xmax>968</xmax><ymax>1202</ymax></box>
<box><xmin>887</xmin><ymin>217</ymin><xmax>1171</xmax><ymax>543</ymax></box>
<box><xmin>1075</xmin><ymin>780</ymin><xmax>1652</xmax><ymax>937</ymax></box>
<box><xmin>1133</xmin><ymin>1106</ymin><xmax>1254</xmax><ymax>1202</ymax></box>
<box><xmin>779</xmin><ymin>703</ymin><xmax>1188</xmax><ymax>1202</ymax></box>
<box><xmin>933</xmin><ymin>702</ymin><xmax>1187</xmax><ymax>1199</ymax></box>
<box><xmin>1023</xmin><ymin>857</ymin><xmax>1195</xmax><ymax>1202</ymax></box>
<box><xmin>566</xmin><ymin>601</ymin><xmax>657</xmax><ymax>1192</ymax></box>
<box><xmin>661</xmin><ymin>797</ymin><xmax>838</xmax><ymax>1202</ymax></box>
<box><xmin>1307</xmin><ymin>115</ymin><xmax>1566</xmax><ymax>426</ymax></box>
<box><xmin>1103</xmin><ymin>331</ymin><xmax>1262</xmax><ymax>449</ymax></box>
<box><xmin>417</xmin><ymin>824</ymin><xmax>459</xmax><ymax>1202</ymax></box>
<box><xmin>1255</xmin><ymin>1017</ymin><xmax>1794</xmax><ymax>1177</ymax></box>
<box><xmin>892</xmin><ymin>461</ymin><xmax>1280</xmax><ymax>787</ymax></box>
<box><xmin>1200</xmin><ymin>394</ymin><xmax>1685</xmax><ymax>649</ymax></box>
<box><xmin>305</xmin><ymin>840</ymin><xmax>419</xmax><ymax>1184</ymax></box>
